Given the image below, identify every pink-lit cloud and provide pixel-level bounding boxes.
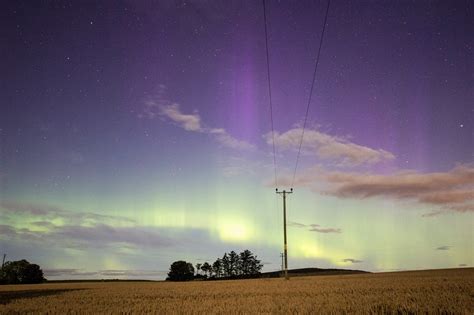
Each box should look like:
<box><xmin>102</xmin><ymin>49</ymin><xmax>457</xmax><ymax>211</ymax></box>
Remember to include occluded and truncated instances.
<box><xmin>265</xmin><ymin>128</ymin><xmax>395</xmax><ymax>166</ymax></box>
<box><xmin>323</xmin><ymin>164</ymin><xmax>473</xmax><ymax>216</ymax></box>
<box><xmin>282</xmin><ymin>164</ymin><xmax>473</xmax><ymax>216</ymax></box>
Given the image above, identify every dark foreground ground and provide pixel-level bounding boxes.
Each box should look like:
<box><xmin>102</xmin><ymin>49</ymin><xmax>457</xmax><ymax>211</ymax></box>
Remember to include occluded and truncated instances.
<box><xmin>0</xmin><ymin>268</ymin><xmax>472</xmax><ymax>314</ymax></box>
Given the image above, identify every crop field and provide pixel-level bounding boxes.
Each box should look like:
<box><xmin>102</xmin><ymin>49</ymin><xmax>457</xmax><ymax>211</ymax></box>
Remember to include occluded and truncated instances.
<box><xmin>0</xmin><ymin>268</ymin><xmax>472</xmax><ymax>314</ymax></box>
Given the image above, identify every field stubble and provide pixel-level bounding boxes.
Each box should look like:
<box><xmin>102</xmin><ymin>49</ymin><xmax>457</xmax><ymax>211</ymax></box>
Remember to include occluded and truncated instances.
<box><xmin>0</xmin><ymin>268</ymin><xmax>472</xmax><ymax>314</ymax></box>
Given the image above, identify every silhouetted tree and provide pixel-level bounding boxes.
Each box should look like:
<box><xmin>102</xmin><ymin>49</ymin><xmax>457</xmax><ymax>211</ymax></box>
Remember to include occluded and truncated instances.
<box><xmin>248</xmin><ymin>254</ymin><xmax>263</xmax><ymax>275</ymax></box>
<box><xmin>239</xmin><ymin>249</ymin><xmax>253</xmax><ymax>275</ymax></box>
<box><xmin>180</xmin><ymin>249</ymin><xmax>263</xmax><ymax>281</ymax></box>
<box><xmin>201</xmin><ymin>262</ymin><xmax>211</xmax><ymax>277</ymax></box>
<box><xmin>195</xmin><ymin>263</ymin><xmax>202</xmax><ymax>276</ymax></box>
<box><xmin>0</xmin><ymin>259</ymin><xmax>45</xmax><ymax>284</ymax></box>
<box><xmin>212</xmin><ymin>258</ymin><xmax>222</xmax><ymax>278</ymax></box>
<box><xmin>222</xmin><ymin>253</ymin><xmax>231</xmax><ymax>277</ymax></box>
<box><xmin>166</xmin><ymin>261</ymin><xmax>194</xmax><ymax>281</ymax></box>
<box><xmin>228</xmin><ymin>251</ymin><xmax>239</xmax><ymax>276</ymax></box>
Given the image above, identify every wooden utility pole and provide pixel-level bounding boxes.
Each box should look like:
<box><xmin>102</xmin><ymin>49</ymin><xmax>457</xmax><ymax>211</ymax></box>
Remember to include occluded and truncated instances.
<box><xmin>1</xmin><ymin>254</ymin><xmax>5</xmax><ymax>270</ymax></box>
<box><xmin>280</xmin><ymin>252</ymin><xmax>284</xmax><ymax>272</ymax></box>
<box><xmin>276</xmin><ymin>188</ymin><xmax>292</xmax><ymax>280</ymax></box>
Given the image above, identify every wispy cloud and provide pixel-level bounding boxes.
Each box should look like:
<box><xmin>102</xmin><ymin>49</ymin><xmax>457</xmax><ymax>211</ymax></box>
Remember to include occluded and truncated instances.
<box><xmin>0</xmin><ymin>201</ymin><xmax>136</xmax><ymax>226</ymax></box>
<box><xmin>288</xmin><ymin>221</ymin><xmax>307</xmax><ymax>228</ymax></box>
<box><xmin>99</xmin><ymin>270</ymin><xmax>166</xmax><ymax>277</ymax></box>
<box><xmin>0</xmin><ymin>201</ymin><xmax>207</xmax><ymax>250</ymax></box>
<box><xmin>209</xmin><ymin>128</ymin><xmax>255</xmax><ymax>151</ymax></box>
<box><xmin>158</xmin><ymin>104</ymin><xmax>255</xmax><ymax>150</ymax></box>
<box><xmin>288</xmin><ymin>221</ymin><xmax>342</xmax><ymax>233</ymax></box>
<box><xmin>0</xmin><ymin>223</ymin><xmax>174</xmax><ymax>249</ymax></box>
<box><xmin>264</xmin><ymin>128</ymin><xmax>394</xmax><ymax>166</ymax></box>
<box><xmin>435</xmin><ymin>246</ymin><xmax>451</xmax><ymax>251</ymax></box>
<box><xmin>219</xmin><ymin>156</ymin><xmax>269</xmax><ymax>177</ymax></box>
<box><xmin>342</xmin><ymin>258</ymin><xmax>363</xmax><ymax>263</ymax></box>
<box><xmin>159</xmin><ymin>103</ymin><xmax>202</xmax><ymax>131</ymax></box>
<box><xmin>141</xmin><ymin>87</ymin><xmax>255</xmax><ymax>151</ymax></box>
<box><xmin>138</xmin><ymin>84</ymin><xmax>170</xmax><ymax>119</ymax></box>
<box><xmin>309</xmin><ymin>226</ymin><xmax>342</xmax><ymax>233</ymax></box>
<box><xmin>0</xmin><ymin>225</ymin><xmax>16</xmax><ymax>236</ymax></box>
<box><xmin>31</xmin><ymin>221</ymin><xmax>56</xmax><ymax>228</ymax></box>
<box><xmin>43</xmin><ymin>269</ymin><xmax>99</xmax><ymax>277</ymax></box>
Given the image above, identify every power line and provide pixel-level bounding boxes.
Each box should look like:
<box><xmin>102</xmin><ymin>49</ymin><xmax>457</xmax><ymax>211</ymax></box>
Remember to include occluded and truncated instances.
<box><xmin>291</xmin><ymin>0</ymin><xmax>331</xmax><ymax>188</ymax></box>
<box><xmin>263</xmin><ymin>0</ymin><xmax>331</xmax><ymax>281</ymax></box>
<box><xmin>262</xmin><ymin>0</ymin><xmax>278</xmax><ymax>189</ymax></box>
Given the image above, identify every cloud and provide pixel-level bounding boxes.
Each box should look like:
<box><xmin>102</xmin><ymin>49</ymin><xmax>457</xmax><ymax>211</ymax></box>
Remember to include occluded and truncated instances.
<box><xmin>158</xmin><ymin>104</ymin><xmax>255</xmax><ymax>150</ymax></box>
<box><xmin>219</xmin><ymin>156</ymin><xmax>270</xmax><ymax>177</ymax></box>
<box><xmin>459</xmin><ymin>264</ymin><xmax>468</xmax><ymax>267</ymax></box>
<box><xmin>0</xmin><ymin>223</ymin><xmax>174</xmax><ymax>250</ymax></box>
<box><xmin>43</xmin><ymin>269</ymin><xmax>166</xmax><ymax>278</ymax></box>
<box><xmin>0</xmin><ymin>224</ymin><xmax>16</xmax><ymax>237</ymax></box>
<box><xmin>325</xmin><ymin>165</ymin><xmax>473</xmax><ymax>199</ymax></box>
<box><xmin>0</xmin><ymin>201</ymin><xmax>55</xmax><ymax>216</ymax></box>
<box><xmin>268</xmin><ymin>166</ymin><xmax>325</xmax><ymax>188</ymax></box>
<box><xmin>436</xmin><ymin>246</ymin><xmax>451</xmax><ymax>251</ymax></box>
<box><xmin>43</xmin><ymin>269</ymin><xmax>99</xmax><ymax>277</ymax></box>
<box><xmin>265</xmin><ymin>128</ymin><xmax>394</xmax><ymax>166</ymax></box>
<box><xmin>287</xmin><ymin>221</ymin><xmax>341</xmax><ymax>233</ymax></box>
<box><xmin>309</xmin><ymin>227</ymin><xmax>341</xmax><ymax>233</ymax></box>
<box><xmin>54</xmin><ymin>224</ymin><xmax>173</xmax><ymax>248</ymax></box>
<box><xmin>342</xmin><ymin>258</ymin><xmax>363</xmax><ymax>263</ymax></box>
<box><xmin>142</xmin><ymin>89</ymin><xmax>255</xmax><ymax>151</ymax></box>
<box><xmin>323</xmin><ymin>164</ymin><xmax>474</xmax><ymax>216</ymax></box>
<box><xmin>98</xmin><ymin>270</ymin><xmax>166</xmax><ymax>277</ymax></box>
<box><xmin>0</xmin><ymin>201</ymin><xmax>136</xmax><ymax>226</ymax></box>
<box><xmin>288</xmin><ymin>221</ymin><xmax>307</xmax><ymax>228</ymax></box>
<box><xmin>159</xmin><ymin>103</ymin><xmax>202</xmax><ymax>132</ymax></box>
<box><xmin>0</xmin><ymin>201</ymin><xmax>216</xmax><ymax>253</ymax></box>
<box><xmin>419</xmin><ymin>190</ymin><xmax>473</xmax><ymax>205</ymax></box>
<box><xmin>32</xmin><ymin>221</ymin><xmax>56</xmax><ymax>228</ymax></box>
<box><xmin>138</xmin><ymin>84</ymin><xmax>169</xmax><ymax>119</ymax></box>
<box><xmin>209</xmin><ymin>128</ymin><xmax>255</xmax><ymax>151</ymax></box>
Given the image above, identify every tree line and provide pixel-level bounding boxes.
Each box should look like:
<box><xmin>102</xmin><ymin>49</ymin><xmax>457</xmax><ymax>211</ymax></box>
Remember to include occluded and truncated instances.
<box><xmin>167</xmin><ymin>249</ymin><xmax>263</xmax><ymax>281</ymax></box>
<box><xmin>0</xmin><ymin>259</ymin><xmax>45</xmax><ymax>284</ymax></box>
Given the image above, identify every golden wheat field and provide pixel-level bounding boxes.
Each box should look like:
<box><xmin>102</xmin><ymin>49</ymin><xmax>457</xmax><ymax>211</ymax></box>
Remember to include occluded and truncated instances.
<box><xmin>0</xmin><ymin>268</ymin><xmax>472</xmax><ymax>314</ymax></box>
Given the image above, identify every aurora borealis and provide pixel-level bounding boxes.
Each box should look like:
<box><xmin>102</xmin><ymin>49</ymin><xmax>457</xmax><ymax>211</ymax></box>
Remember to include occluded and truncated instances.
<box><xmin>1</xmin><ymin>1</ymin><xmax>472</xmax><ymax>280</ymax></box>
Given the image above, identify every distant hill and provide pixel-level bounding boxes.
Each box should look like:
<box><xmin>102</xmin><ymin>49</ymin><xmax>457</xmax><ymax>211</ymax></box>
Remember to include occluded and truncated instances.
<box><xmin>45</xmin><ymin>269</ymin><xmax>369</xmax><ymax>283</ymax></box>
<box><xmin>261</xmin><ymin>267</ymin><xmax>369</xmax><ymax>278</ymax></box>
<box><xmin>47</xmin><ymin>279</ymin><xmax>156</xmax><ymax>283</ymax></box>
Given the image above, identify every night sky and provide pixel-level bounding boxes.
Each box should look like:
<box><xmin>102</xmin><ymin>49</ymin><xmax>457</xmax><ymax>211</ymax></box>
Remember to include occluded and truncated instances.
<box><xmin>1</xmin><ymin>0</ymin><xmax>472</xmax><ymax>280</ymax></box>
